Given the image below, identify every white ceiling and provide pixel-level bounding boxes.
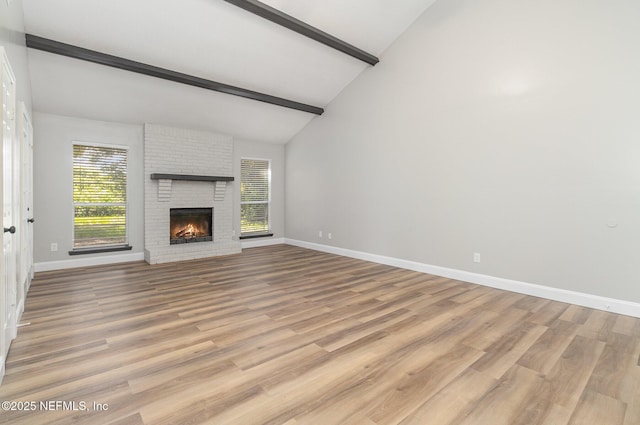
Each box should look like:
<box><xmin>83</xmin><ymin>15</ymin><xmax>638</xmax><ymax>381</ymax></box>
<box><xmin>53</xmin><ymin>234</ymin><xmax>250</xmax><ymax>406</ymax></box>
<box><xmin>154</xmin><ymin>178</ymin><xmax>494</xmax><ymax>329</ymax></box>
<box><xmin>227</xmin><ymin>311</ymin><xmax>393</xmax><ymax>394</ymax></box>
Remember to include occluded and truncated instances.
<box><xmin>23</xmin><ymin>0</ymin><xmax>437</xmax><ymax>143</ymax></box>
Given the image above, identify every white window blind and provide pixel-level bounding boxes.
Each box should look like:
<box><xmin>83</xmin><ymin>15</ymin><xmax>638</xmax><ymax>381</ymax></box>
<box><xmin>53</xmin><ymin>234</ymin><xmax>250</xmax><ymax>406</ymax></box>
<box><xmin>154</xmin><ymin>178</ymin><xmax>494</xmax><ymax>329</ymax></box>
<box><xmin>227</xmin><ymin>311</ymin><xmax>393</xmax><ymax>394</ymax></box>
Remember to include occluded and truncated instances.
<box><xmin>240</xmin><ymin>158</ymin><xmax>270</xmax><ymax>235</ymax></box>
<box><xmin>73</xmin><ymin>144</ymin><xmax>128</xmax><ymax>248</ymax></box>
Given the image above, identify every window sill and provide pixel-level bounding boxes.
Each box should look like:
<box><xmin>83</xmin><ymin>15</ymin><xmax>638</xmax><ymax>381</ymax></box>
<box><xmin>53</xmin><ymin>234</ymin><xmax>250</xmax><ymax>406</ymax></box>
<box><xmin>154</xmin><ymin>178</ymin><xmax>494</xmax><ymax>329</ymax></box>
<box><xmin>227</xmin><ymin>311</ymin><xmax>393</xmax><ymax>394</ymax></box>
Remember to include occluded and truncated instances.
<box><xmin>69</xmin><ymin>245</ymin><xmax>133</xmax><ymax>256</ymax></box>
<box><xmin>239</xmin><ymin>233</ymin><xmax>274</xmax><ymax>240</ymax></box>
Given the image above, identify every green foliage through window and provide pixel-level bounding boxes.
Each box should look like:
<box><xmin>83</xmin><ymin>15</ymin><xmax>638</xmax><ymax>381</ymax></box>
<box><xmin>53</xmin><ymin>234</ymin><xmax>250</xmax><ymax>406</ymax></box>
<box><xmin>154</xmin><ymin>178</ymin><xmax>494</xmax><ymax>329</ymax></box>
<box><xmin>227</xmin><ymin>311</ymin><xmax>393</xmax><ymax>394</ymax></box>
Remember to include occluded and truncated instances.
<box><xmin>73</xmin><ymin>144</ymin><xmax>128</xmax><ymax>248</ymax></box>
<box><xmin>241</xmin><ymin>159</ymin><xmax>270</xmax><ymax>234</ymax></box>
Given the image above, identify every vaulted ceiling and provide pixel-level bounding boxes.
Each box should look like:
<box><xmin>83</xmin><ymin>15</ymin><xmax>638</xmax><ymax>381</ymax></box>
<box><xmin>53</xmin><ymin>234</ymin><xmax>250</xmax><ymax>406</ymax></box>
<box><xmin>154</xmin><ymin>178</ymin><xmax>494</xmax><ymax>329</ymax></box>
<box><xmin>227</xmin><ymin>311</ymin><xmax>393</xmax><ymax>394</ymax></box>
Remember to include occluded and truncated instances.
<box><xmin>23</xmin><ymin>0</ymin><xmax>437</xmax><ymax>143</ymax></box>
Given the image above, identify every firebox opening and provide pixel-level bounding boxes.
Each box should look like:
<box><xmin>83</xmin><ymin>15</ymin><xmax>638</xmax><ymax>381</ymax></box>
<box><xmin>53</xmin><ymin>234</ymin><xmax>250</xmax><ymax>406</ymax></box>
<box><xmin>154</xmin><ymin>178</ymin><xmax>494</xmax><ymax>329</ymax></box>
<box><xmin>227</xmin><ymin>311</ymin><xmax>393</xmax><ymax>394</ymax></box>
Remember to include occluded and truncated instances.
<box><xmin>170</xmin><ymin>208</ymin><xmax>213</xmax><ymax>244</ymax></box>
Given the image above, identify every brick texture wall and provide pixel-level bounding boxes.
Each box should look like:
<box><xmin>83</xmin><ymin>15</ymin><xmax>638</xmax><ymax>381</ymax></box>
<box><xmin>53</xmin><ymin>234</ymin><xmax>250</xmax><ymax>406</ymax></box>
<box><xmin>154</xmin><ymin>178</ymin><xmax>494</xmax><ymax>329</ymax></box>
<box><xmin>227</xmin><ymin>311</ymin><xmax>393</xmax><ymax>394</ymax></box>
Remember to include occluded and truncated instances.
<box><xmin>144</xmin><ymin>124</ymin><xmax>240</xmax><ymax>264</ymax></box>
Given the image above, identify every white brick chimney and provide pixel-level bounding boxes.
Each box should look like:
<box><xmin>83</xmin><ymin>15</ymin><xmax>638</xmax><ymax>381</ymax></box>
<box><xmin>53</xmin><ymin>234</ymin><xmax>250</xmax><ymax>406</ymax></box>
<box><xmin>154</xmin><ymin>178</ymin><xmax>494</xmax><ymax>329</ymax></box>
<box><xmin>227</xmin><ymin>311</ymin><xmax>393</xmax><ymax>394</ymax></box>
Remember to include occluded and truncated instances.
<box><xmin>144</xmin><ymin>124</ymin><xmax>241</xmax><ymax>264</ymax></box>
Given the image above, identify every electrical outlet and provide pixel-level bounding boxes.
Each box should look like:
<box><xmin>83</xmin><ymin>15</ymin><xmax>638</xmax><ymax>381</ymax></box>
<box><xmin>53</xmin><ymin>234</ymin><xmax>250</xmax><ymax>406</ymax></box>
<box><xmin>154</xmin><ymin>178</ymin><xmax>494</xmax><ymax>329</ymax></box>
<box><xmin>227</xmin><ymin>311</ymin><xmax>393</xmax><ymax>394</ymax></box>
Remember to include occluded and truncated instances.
<box><xmin>318</xmin><ymin>231</ymin><xmax>323</xmax><ymax>238</ymax></box>
<box><xmin>51</xmin><ymin>243</ymin><xmax>58</xmax><ymax>252</ymax></box>
<box><xmin>328</xmin><ymin>233</ymin><xmax>332</xmax><ymax>240</ymax></box>
<box><xmin>473</xmin><ymin>253</ymin><xmax>481</xmax><ymax>263</ymax></box>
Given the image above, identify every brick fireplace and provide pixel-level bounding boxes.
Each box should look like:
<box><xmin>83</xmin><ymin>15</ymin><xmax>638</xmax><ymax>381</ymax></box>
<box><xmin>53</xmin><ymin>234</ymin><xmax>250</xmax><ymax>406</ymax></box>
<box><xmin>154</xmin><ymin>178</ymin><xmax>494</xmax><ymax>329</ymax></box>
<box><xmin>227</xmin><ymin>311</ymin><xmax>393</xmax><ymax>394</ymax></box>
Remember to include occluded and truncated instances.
<box><xmin>144</xmin><ymin>124</ymin><xmax>241</xmax><ymax>264</ymax></box>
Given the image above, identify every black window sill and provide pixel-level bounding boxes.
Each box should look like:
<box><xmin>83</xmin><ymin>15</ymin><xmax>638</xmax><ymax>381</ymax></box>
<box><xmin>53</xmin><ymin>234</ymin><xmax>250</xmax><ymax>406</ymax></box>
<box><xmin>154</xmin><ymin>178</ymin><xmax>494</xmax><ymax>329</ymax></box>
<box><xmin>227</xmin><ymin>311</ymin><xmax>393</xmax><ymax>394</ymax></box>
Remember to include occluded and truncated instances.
<box><xmin>69</xmin><ymin>245</ymin><xmax>133</xmax><ymax>256</ymax></box>
<box><xmin>239</xmin><ymin>233</ymin><xmax>274</xmax><ymax>240</ymax></box>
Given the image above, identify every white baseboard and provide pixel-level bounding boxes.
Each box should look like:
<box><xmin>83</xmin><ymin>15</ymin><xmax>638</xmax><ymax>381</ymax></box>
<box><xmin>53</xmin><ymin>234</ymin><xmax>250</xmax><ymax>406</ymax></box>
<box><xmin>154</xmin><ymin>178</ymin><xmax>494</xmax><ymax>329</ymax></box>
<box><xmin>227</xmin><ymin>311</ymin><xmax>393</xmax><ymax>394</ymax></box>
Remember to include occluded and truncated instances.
<box><xmin>34</xmin><ymin>252</ymin><xmax>145</xmax><ymax>273</ymax></box>
<box><xmin>33</xmin><ymin>239</ymin><xmax>287</xmax><ymax>271</ymax></box>
<box><xmin>285</xmin><ymin>238</ymin><xmax>640</xmax><ymax>318</ymax></box>
<box><xmin>241</xmin><ymin>237</ymin><xmax>286</xmax><ymax>249</ymax></box>
<box><xmin>16</xmin><ymin>298</ymin><xmax>24</xmax><ymax>325</ymax></box>
<box><xmin>33</xmin><ymin>239</ymin><xmax>288</xmax><ymax>271</ymax></box>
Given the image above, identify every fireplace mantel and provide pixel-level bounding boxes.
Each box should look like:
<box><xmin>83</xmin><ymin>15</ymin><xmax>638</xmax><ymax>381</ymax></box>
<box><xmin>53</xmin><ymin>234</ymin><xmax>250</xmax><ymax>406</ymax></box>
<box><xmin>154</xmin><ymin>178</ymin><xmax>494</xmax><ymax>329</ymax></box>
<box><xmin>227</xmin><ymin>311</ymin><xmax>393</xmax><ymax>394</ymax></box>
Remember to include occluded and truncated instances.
<box><xmin>150</xmin><ymin>173</ymin><xmax>234</xmax><ymax>182</ymax></box>
<box><xmin>151</xmin><ymin>173</ymin><xmax>231</xmax><ymax>203</ymax></box>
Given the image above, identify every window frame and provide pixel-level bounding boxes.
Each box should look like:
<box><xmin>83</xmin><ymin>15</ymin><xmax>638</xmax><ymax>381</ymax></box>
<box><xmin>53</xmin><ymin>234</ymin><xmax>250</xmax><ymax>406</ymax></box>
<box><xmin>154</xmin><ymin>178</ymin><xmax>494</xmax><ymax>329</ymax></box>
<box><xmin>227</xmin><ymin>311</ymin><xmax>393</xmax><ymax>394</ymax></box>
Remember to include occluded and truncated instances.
<box><xmin>71</xmin><ymin>141</ymin><xmax>130</xmax><ymax>251</ymax></box>
<box><xmin>240</xmin><ymin>157</ymin><xmax>271</xmax><ymax>237</ymax></box>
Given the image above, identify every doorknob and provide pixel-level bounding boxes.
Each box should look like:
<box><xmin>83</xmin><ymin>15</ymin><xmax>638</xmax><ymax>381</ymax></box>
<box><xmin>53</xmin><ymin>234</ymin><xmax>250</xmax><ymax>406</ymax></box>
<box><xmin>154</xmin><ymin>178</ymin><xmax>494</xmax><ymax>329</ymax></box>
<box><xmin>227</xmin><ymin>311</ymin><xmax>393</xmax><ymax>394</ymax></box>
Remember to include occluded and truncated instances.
<box><xmin>4</xmin><ymin>226</ymin><xmax>16</xmax><ymax>234</ymax></box>
<box><xmin>27</xmin><ymin>218</ymin><xmax>34</xmax><ymax>223</ymax></box>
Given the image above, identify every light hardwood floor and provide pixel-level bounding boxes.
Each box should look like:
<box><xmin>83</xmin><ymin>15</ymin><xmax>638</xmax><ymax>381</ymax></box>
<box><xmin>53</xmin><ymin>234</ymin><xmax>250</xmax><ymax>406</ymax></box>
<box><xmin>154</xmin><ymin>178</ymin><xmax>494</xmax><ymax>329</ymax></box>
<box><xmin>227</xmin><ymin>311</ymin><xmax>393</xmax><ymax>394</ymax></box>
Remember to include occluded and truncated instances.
<box><xmin>1</xmin><ymin>245</ymin><xmax>639</xmax><ymax>424</ymax></box>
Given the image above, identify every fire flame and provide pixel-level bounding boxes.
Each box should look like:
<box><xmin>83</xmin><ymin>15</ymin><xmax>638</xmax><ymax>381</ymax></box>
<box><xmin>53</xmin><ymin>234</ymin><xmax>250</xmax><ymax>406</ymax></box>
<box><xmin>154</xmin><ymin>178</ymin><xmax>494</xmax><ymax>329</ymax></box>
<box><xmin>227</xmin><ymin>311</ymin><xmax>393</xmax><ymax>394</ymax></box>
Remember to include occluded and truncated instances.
<box><xmin>175</xmin><ymin>223</ymin><xmax>203</xmax><ymax>238</ymax></box>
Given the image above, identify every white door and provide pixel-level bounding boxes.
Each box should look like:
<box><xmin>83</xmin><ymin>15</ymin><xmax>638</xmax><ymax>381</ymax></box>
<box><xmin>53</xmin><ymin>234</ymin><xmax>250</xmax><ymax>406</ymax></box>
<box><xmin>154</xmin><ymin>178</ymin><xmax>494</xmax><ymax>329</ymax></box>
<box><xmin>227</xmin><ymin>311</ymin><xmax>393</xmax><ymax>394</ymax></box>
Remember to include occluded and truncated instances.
<box><xmin>1</xmin><ymin>47</ymin><xmax>17</xmax><ymax>378</ymax></box>
<box><xmin>18</xmin><ymin>102</ymin><xmax>33</xmax><ymax>317</ymax></box>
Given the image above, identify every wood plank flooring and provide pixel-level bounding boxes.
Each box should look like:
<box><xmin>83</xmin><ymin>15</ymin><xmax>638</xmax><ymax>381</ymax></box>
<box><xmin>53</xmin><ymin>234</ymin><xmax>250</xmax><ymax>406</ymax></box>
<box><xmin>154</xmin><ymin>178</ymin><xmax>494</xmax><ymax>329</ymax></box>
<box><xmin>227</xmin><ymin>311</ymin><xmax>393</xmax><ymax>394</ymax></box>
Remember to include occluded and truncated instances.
<box><xmin>1</xmin><ymin>244</ymin><xmax>639</xmax><ymax>424</ymax></box>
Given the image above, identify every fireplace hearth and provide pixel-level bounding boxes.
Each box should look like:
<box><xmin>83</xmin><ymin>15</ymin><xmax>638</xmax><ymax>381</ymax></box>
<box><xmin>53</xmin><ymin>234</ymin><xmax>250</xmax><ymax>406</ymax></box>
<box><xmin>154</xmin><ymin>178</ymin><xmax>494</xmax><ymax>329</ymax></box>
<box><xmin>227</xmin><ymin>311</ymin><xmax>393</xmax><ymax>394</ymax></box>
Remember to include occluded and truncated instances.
<box><xmin>170</xmin><ymin>208</ymin><xmax>213</xmax><ymax>244</ymax></box>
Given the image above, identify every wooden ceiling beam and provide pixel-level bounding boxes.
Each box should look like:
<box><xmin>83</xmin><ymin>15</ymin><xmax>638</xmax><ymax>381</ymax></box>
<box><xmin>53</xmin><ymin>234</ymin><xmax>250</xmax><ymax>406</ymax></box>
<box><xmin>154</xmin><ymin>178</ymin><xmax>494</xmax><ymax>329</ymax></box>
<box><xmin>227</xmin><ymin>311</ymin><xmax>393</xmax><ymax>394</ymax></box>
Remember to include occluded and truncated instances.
<box><xmin>25</xmin><ymin>34</ymin><xmax>324</xmax><ymax>115</ymax></box>
<box><xmin>223</xmin><ymin>0</ymin><xmax>379</xmax><ymax>66</ymax></box>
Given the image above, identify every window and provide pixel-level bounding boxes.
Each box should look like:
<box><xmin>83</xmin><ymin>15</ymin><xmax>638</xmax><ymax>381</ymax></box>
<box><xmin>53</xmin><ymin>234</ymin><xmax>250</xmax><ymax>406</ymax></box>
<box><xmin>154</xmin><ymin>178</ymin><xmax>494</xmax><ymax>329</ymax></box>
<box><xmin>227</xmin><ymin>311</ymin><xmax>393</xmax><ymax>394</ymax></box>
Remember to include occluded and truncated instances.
<box><xmin>73</xmin><ymin>143</ymin><xmax>128</xmax><ymax>249</ymax></box>
<box><xmin>240</xmin><ymin>158</ymin><xmax>270</xmax><ymax>235</ymax></box>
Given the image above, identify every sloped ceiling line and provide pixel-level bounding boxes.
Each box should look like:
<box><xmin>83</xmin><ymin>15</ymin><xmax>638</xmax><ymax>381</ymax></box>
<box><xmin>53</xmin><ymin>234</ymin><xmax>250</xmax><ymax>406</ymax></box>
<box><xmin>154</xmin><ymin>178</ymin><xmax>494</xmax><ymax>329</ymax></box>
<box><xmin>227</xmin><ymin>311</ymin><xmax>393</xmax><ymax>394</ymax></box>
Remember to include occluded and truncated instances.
<box><xmin>222</xmin><ymin>0</ymin><xmax>379</xmax><ymax>66</ymax></box>
<box><xmin>25</xmin><ymin>34</ymin><xmax>325</xmax><ymax>115</ymax></box>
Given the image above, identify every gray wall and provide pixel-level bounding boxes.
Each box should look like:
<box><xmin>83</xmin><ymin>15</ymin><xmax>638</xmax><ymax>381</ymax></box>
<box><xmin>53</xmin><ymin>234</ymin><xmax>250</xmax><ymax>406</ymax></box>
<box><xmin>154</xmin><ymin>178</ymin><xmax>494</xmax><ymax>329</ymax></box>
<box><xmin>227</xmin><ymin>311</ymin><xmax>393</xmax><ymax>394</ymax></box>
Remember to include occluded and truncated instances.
<box><xmin>285</xmin><ymin>0</ymin><xmax>640</xmax><ymax>303</ymax></box>
<box><xmin>33</xmin><ymin>113</ymin><xmax>144</xmax><ymax>263</ymax></box>
<box><xmin>0</xmin><ymin>0</ymin><xmax>32</xmax><ymax>114</ymax></box>
<box><xmin>32</xmin><ymin>114</ymin><xmax>286</xmax><ymax>265</ymax></box>
<box><xmin>233</xmin><ymin>140</ymin><xmax>285</xmax><ymax>240</ymax></box>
